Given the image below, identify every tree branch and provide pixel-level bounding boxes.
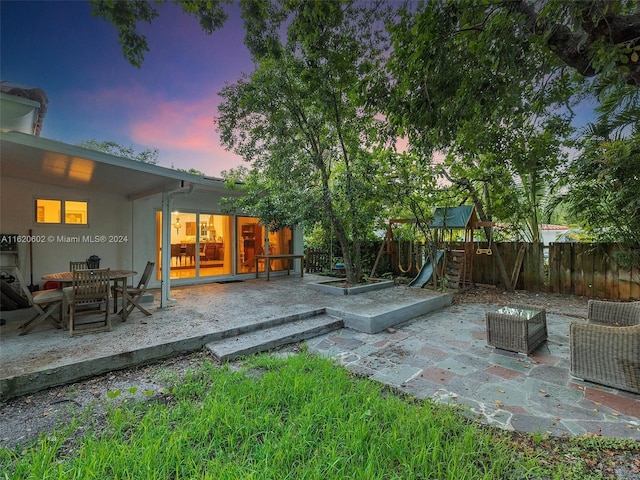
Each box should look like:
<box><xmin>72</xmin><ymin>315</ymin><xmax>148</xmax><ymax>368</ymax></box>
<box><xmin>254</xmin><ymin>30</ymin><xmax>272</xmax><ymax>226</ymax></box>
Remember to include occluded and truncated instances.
<box><xmin>513</xmin><ymin>0</ymin><xmax>640</xmax><ymax>86</ymax></box>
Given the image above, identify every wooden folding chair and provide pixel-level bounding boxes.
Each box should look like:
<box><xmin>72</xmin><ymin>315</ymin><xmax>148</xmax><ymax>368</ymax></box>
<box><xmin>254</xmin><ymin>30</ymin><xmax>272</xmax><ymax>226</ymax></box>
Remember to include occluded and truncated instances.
<box><xmin>66</xmin><ymin>268</ymin><xmax>111</xmax><ymax>336</ymax></box>
<box><xmin>114</xmin><ymin>262</ymin><xmax>155</xmax><ymax>320</ymax></box>
<box><xmin>6</xmin><ymin>268</ymin><xmax>64</xmax><ymax>336</ymax></box>
<box><xmin>69</xmin><ymin>261</ymin><xmax>88</xmax><ymax>271</ymax></box>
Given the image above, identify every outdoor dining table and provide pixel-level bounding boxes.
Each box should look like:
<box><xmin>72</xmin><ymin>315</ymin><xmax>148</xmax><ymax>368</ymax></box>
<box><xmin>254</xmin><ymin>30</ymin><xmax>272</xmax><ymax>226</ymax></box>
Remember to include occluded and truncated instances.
<box><xmin>42</xmin><ymin>269</ymin><xmax>137</xmax><ymax>321</ymax></box>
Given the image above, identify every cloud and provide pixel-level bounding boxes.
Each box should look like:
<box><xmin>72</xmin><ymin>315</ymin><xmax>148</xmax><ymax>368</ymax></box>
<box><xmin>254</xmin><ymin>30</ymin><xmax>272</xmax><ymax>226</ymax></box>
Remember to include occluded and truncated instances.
<box><xmin>73</xmin><ymin>85</ymin><xmax>245</xmax><ymax>176</ymax></box>
<box><xmin>129</xmin><ymin>92</ymin><xmax>245</xmax><ymax>176</ymax></box>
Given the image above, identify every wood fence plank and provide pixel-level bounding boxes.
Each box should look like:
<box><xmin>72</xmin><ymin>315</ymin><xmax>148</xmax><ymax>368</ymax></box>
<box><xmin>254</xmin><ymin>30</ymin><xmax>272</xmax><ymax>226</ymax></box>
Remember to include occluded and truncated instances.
<box><xmin>548</xmin><ymin>243</ymin><xmax>559</xmax><ymax>293</ymax></box>
<box><xmin>630</xmin><ymin>266</ymin><xmax>640</xmax><ymax>300</ymax></box>
<box><xmin>558</xmin><ymin>243</ymin><xmax>570</xmax><ymax>294</ymax></box>
<box><xmin>592</xmin><ymin>245</ymin><xmax>607</xmax><ymax>299</ymax></box>
<box><xmin>608</xmin><ymin>243</ymin><xmax>620</xmax><ymax>300</ymax></box>
<box><xmin>573</xmin><ymin>244</ymin><xmax>584</xmax><ymax>296</ymax></box>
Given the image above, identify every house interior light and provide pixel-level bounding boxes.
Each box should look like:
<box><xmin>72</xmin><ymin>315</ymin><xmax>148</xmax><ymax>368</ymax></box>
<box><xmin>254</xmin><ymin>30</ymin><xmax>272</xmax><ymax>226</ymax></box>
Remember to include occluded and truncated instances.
<box><xmin>172</xmin><ymin>213</ymin><xmax>181</xmax><ymax>234</ymax></box>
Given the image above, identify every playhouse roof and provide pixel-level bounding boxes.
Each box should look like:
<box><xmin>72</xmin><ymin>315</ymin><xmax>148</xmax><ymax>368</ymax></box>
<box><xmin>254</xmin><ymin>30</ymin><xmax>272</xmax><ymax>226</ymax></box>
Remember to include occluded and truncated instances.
<box><xmin>431</xmin><ymin>206</ymin><xmax>476</xmax><ymax>229</ymax></box>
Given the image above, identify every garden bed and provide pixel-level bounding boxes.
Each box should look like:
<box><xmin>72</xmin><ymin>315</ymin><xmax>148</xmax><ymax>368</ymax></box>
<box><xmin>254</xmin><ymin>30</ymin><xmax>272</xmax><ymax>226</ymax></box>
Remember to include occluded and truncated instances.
<box><xmin>307</xmin><ymin>278</ymin><xmax>394</xmax><ymax>296</ymax></box>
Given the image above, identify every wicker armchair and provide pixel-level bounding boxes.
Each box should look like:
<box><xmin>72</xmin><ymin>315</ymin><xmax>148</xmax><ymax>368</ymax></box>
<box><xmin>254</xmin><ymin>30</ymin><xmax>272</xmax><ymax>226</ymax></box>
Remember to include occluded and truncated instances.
<box><xmin>570</xmin><ymin>300</ymin><xmax>640</xmax><ymax>394</ymax></box>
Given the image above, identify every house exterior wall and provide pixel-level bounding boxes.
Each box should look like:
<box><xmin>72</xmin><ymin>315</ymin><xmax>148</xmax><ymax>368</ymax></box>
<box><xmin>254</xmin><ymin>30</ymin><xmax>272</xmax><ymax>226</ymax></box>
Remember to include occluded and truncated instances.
<box><xmin>0</xmin><ymin>177</ymin><xmax>132</xmax><ymax>287</ymax></box>
<box><xmin>2</xmin><ymin>175</ymin><xmax>304</xmax><ymax>290</ymax></box>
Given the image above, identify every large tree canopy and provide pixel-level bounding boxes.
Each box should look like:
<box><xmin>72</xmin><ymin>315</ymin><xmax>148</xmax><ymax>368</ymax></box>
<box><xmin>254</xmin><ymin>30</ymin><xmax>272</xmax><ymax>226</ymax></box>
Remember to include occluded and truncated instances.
<box><xmin>383</xmin><ymin>0</ymin><xmax>578</xmax><ymax>288</ymax></box>
<box><xmin>217</xmin><ymin>0</ymin><xmax>392</xmax><ymax>283</ymax></box>
<box><xmin>90</xmin><ymin>0</ymin><xmax>229</xmax><ymax>68</ymax></box>
<box><xmin>94</xmin><ymin>0</ymin><xmax>640</xmax><ymax>278</ymax></box>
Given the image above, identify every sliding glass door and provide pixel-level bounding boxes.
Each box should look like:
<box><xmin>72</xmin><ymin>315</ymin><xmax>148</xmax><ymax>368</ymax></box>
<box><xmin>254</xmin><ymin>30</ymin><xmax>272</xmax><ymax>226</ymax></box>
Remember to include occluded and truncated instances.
<box><xmin>156</xmin><ymin>211</ymin><xmax>232</xmax><ymax>280</ymax></box>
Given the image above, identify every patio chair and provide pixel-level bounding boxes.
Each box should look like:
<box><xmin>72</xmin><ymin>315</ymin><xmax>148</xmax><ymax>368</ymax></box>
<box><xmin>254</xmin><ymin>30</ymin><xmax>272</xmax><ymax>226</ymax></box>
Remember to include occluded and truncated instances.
<box><xmin>170</xmin><ymin>244</ymin><xmax>182</xmax><ymax>266</ymax></box>
<box><xmin>3</xmin><ymin>271</ymin><xmax>64</xmax><ymax>336</ymax></box>
<box><xmin>69</xmin><ymin>261</ymin><xmax>88</xmax><ymax>271</ymax></box>
<box><xmin>66</xmin><ymin>268</ymin><xmax>111</xmax><ymax>336</ymax></box>
<box><xmin>570</xmin><ymin>300</ymin><xmax>640</xmax><ymax>394</ymax></box>
<box><xmin>113</xmin><ymin>261</ymin><xmax>155</xmax><ymax>320</ymax></box>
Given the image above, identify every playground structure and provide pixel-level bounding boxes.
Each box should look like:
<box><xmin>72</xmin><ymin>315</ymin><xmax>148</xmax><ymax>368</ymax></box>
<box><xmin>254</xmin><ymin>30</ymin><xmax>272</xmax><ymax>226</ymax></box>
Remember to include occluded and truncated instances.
<box><xmin>371</xmin><ymin>206</ymin><xmax>492</xmax><ymax>290</ymax></box>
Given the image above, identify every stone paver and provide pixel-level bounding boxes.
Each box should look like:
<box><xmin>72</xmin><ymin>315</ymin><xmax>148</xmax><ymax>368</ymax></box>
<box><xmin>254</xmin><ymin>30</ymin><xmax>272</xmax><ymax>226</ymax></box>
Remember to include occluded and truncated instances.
<box><xmin>306</xmin><ymin>301</ymin><xmax>640</xmax><ymax>440</ymax></box>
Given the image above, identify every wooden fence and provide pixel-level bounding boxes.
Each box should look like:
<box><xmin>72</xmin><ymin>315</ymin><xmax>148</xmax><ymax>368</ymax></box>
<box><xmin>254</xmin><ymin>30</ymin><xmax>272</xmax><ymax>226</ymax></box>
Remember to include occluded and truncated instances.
<box><xmin>458</xmin><ymin>241</ymin><xmax>639</xmax><ymax>300</ymax></box>
<box><xmin>305</xmin><ymin>249</ymin><xmax>333</xmax><ymax>273</ymax></box>
<box><xmin>548</xmin><ymin>243</ymin><xmax>640</xmax><ymax>301</ymax></box>
<box><xmin>307</xmin><ymin>242</ymin><xmax>640</xmax><ymax>300</ymax></box>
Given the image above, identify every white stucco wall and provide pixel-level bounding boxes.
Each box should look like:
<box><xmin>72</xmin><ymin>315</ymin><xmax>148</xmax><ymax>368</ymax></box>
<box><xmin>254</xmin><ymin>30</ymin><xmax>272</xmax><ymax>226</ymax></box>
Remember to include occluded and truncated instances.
<box><xmin>0</xmin><ymin>177</ymin><xmax>132</xmax><ymax>287</ymax></box>
<box><xmin>1</xmin><ymin>177</ymin><xmax>304</xmax><ymax>290</ymax></box>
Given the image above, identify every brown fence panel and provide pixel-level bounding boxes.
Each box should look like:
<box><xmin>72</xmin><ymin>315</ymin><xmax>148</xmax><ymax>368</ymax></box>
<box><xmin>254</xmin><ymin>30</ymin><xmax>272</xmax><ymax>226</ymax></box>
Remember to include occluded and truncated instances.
<box><xmin>498</xmin><ymin>242</ymin><xmax>517</xmax><ymax>287</ymax></box>
<box><xmin>305</xmin><ymin>249</ymin><xmax>331</xmax><ymax>273</ymax></box>
<box><xmin>548</xmin><ymin>243</ymin><xmax>640</xmax><ymax>300</ymax></box>
<box><xmin>607</xmin><ymin>243</ymin><xmax>620</xmax><ymax>300</ymax></box>
<box><xmin>632</xmin><ymin>268</ymin><xmax>640</xmax><ymax>300</ymax></box>
<box><xmin>573</xmin><ymin>245</ymin><xmax>586</xmax><ymax>297</ymax></box>
<box><xmin>592</xmin><ymin>245</ymin><xmax>608</xmax><ymax>299</ymax></box>
<box><xmin>556</xmin><ymin>243</ymin><xmax>574</xmax><ymax>294</ymax></box>
<box><xmin>471</xmin><ymin>241</ymin><xmax>494</xmax><ymax>284</ymax></box>
<box><xmin>522</xmin><ymin>243</ymin><xmax>544</xmax><ymax>291</ymax></box>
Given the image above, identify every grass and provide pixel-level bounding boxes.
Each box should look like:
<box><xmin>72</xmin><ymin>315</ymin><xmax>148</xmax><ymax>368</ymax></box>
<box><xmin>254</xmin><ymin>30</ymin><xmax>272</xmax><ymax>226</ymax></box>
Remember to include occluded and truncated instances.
<box><xmin>1</xmin><ymin>350</ymin><xmax>638</xmax><ymax>479</ymax></box>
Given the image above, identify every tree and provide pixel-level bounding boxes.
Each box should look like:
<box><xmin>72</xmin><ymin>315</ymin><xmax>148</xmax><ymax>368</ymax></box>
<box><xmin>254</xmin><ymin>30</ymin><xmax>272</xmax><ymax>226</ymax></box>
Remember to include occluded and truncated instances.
<box><xmin>217</xmin><ymin>0</ymin><xmax>392</xmax><ymax>284</ymax></box>
<box><xmin>77</xmin><ymin>139</ymin><xmax>159</xmax><ymax>164</ymax></box>
<box><xmin>511</xmin><ymin>0</ymin><xmax>640</xmax><ymax>87</ymax></box>
<box><xmin>556</xmin><ymin>125</ymin><xmax>640</xmax><ymax>269</ymax></box>
<box><xmin>384</xmin><ymin>0</ymin><xmax>578</xmax><ymax>289</ymax></box>
<box><xmin>90</xmin><ymin>0</ymin><xmax>228</xmax><ymax>68</ymax></box>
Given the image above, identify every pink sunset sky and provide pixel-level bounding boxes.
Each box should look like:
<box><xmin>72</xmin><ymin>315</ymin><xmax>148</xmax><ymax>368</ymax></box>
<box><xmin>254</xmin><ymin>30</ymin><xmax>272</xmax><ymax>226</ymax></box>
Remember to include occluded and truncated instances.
<box><xmin>1</xmin><ymin>1</ymin><xmax>596</xmax><ymax>179</ymax></box>
<box><xmin>1</xmin><ymin>1</ymin><xmax>251</xmax><ymax>177</ymax></box>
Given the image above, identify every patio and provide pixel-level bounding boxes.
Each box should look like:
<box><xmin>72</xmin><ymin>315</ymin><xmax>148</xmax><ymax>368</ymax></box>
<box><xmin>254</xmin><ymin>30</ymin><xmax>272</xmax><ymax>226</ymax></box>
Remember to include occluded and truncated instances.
<box><xmin>1</xmin><ymin>274</ymin><xmax>638</xmax><ymax>440</ymax></box>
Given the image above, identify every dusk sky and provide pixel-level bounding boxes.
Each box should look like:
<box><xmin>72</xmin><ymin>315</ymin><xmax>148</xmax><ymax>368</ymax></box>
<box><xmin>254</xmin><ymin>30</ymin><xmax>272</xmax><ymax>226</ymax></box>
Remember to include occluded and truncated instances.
<box><xmin>1</xmin><ymin>0</ymin><xmax>253</xmax><ymax>177</ymax></box>
<box><xmin>2</xmin><ymin>1</ymin><xmax>597</xmax><ymax>179</ymax></box>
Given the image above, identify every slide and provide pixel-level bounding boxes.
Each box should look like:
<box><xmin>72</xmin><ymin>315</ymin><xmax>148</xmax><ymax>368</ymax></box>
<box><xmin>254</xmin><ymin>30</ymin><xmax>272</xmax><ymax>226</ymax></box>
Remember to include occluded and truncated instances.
<box><xmin>408</xmin><ymin>250</ymin><xmax>444</xmax><ymax>288</ymax></box>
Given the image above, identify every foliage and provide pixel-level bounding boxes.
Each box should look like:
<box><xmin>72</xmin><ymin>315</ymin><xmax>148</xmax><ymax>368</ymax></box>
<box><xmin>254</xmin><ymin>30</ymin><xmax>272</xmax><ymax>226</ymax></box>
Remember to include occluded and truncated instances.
<box><xmin>510</xmin><ymin>1</ymin><xmax>640</xmax><ymax>84</ymax></box>
<box><xmin>217</xmin><ymin>0</ymin><xmax>393</xmax><ymax>283</ymax></box>
<box><xmin>92</xmin><ymin>0</ymin><xmax>640</xmax><ymax>274</ymax></box>
<box><xmin>90</xmin><ymin>0</ymin><xmax>229</xmax><ymax>68</ymax></box>
<box><xmin>77</xmin><ymin>139</ymin><xmax>159</xmax><ymax>164</ymax></box>
<box><xmin>560</xmin><ymin>127</ymin><xmax>640</xmax><ymax>268</ymax></box>
<box><xmin>383</xmin><ymin>0</ymin><xmax>579</xmax><ymax>287</ymax></box>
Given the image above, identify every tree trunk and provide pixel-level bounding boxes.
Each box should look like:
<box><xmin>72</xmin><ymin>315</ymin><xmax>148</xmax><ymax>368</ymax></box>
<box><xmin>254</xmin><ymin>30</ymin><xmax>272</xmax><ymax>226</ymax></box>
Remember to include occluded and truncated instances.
<box><xmin>317</xmin><ymin>159</ymin><xmax>360</xmax><ymax>284</ymax></box>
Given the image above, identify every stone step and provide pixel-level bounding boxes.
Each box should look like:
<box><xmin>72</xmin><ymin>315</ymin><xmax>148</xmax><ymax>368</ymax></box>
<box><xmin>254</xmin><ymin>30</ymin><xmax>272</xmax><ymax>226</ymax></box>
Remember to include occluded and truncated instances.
<box><xmin>206</xmin><ymin>313</ymin><xmax>343</xmax><ymax>362</ymax></box>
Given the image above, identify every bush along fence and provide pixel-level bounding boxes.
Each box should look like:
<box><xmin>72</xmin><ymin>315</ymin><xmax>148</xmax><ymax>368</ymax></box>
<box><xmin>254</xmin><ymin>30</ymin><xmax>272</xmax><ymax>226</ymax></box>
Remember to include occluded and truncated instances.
<box><xmin>307</xmin><ymin>242</ymin><xmax>640</xmax><ymax>301</ymax></box>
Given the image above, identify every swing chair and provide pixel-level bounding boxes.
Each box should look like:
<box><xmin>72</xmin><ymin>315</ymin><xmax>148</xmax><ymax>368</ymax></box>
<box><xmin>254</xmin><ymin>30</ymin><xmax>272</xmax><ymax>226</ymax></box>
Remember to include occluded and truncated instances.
<box><xmin>475</xmin><ymin>229</ymin><xmax>493</xmax><ymax>255</ymax></box>
<box><xmin>398</xmin><ymin>239</ymin><xmax>413</xmax><ymax>273</ymax></box>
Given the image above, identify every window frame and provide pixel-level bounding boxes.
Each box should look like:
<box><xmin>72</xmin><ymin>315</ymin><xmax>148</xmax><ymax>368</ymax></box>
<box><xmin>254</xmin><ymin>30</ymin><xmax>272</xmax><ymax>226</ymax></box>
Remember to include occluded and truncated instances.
<box><xmin>35</xmin><ymin>198</ymin><xmax>89</xmax><ymax>226</ymax></box>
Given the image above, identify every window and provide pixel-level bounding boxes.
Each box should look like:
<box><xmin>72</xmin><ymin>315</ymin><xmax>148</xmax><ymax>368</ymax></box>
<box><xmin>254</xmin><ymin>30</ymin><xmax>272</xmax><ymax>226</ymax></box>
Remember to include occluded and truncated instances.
<box><xmin>36</xmin><ymin>199</ymin><xmax>88</xmax><ymax>225</ymax></box>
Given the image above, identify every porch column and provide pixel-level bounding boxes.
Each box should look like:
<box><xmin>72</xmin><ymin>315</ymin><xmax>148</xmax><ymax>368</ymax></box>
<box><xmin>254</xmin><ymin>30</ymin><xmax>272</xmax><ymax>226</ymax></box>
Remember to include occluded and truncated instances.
<box><xmin>160</xmin><ymin>191</ymin><xmax>174</xmax><ymax>307</ymax></box>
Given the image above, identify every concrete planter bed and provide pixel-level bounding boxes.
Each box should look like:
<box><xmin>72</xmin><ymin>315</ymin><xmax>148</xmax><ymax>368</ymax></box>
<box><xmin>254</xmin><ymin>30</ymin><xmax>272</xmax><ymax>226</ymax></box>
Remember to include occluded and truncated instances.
<box><xmin>307</xmin><ymin>278</ymin><xmax>394</xmax><ymax>296</ymax></box>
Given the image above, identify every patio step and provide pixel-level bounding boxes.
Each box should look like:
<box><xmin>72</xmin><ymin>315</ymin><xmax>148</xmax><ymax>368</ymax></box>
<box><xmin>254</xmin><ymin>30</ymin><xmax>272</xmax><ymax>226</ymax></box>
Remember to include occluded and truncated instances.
<box><xmin>206</xmin><ymin>312</ymin><xmax>343</xmax><ymax>362</ymax></box>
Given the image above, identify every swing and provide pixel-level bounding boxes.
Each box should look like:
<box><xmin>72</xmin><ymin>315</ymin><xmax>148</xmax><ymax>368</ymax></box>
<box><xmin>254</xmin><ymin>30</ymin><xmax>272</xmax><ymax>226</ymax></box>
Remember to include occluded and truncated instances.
<box><xmin>476</xmin><ymin>232</ymin><xmax>493</xmax><ymax>255</ymax></box>
<box><xmin>398</xmin><ymin>239</ymin><xmax>413</xmax><ymax>273</ymax></box>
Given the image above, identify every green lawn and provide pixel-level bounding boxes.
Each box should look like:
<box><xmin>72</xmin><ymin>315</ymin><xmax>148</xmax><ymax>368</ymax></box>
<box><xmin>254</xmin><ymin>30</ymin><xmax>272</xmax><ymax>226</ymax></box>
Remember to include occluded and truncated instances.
<box><xmin>2</xmin><ymin>351</ymin><xmax>638</xmax><ymax>479</ymax></box>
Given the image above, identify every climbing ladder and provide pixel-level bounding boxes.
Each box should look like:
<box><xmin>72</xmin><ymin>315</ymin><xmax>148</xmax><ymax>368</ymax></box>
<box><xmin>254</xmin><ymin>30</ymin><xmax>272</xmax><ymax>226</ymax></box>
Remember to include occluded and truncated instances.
<box><xmin>445</xmin><ymin>247</ymin><xmax>472</xmax><ymax>289</ymax></box>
